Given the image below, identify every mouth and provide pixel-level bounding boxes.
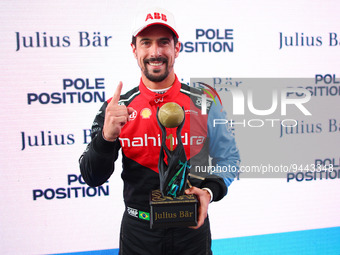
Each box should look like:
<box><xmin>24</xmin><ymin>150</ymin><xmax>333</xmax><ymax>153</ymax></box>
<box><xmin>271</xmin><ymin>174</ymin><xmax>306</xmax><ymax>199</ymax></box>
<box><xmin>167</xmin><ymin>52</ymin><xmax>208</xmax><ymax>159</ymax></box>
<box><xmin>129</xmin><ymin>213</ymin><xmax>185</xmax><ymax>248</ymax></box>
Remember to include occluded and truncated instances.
<box><xmin>148</xmin><ymin>61</ymin><xmax>163</xmax><ymax>67</ymax></box>
<box><xmin>145</xmin><ymin>57</ymin><xmax>167</xmax><ymax>68</ymax></box>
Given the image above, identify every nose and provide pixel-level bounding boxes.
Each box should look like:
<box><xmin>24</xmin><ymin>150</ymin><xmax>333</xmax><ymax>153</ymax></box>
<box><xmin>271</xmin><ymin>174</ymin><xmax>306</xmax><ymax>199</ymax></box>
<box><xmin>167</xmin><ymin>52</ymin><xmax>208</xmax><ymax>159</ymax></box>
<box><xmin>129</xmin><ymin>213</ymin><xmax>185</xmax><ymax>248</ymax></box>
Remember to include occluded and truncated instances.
<box><xmin>150</xmin><ymin>42</ymin><xmax>161</xmax><ymax>58</ymax></box>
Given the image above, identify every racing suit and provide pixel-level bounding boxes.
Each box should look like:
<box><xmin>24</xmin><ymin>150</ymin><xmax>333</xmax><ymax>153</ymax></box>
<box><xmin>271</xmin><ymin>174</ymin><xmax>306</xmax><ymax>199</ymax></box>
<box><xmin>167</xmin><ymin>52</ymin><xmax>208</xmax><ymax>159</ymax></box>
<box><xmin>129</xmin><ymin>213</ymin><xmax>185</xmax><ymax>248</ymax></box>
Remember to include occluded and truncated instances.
<box><xmin>79</xmin><ymin>75</ymin><xmax>240</xmax><ymax>255</ymax></box>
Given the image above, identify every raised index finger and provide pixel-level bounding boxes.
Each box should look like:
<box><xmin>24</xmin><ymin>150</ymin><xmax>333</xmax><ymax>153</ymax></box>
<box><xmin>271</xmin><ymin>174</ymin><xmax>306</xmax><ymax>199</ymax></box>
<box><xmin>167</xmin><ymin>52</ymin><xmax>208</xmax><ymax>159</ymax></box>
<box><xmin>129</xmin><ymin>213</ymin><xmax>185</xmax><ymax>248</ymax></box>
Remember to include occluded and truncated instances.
<box><xmin>110</xmin><ymin>81</ymin><xmax>123</xmax><ymax>105</ymax></box>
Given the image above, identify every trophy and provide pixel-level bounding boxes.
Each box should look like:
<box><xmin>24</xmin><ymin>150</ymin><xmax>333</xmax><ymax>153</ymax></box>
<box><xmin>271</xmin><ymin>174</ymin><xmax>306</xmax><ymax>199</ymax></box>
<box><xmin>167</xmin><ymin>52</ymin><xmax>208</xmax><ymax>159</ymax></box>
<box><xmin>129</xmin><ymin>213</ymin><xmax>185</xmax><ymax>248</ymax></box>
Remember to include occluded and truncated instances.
<box><xmin>150</xmin><ymin>102</ymin><xmax>198</xmax><ymax>229</ymax></box>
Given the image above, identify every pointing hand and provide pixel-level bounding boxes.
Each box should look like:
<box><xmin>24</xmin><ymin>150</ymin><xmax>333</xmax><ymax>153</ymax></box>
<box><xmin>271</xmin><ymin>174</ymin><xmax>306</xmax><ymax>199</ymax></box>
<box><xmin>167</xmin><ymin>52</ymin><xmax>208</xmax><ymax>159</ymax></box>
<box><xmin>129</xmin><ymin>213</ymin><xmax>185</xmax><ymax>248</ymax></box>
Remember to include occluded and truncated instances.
<box><xmin>102</xmin><ymin>82</ymin><xmax>134</xmax><ymax>141</ymax></box>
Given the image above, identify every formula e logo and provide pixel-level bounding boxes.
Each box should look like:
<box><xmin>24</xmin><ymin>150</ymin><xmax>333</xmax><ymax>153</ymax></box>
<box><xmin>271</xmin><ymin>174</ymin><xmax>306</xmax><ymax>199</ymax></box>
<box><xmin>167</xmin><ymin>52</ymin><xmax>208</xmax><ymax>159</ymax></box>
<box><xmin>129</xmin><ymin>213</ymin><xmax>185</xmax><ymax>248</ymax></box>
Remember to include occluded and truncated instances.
<box><xmin>127</xmin><ymin>207</ymin><xmax>138</xmax><ymax>218</ymax></box>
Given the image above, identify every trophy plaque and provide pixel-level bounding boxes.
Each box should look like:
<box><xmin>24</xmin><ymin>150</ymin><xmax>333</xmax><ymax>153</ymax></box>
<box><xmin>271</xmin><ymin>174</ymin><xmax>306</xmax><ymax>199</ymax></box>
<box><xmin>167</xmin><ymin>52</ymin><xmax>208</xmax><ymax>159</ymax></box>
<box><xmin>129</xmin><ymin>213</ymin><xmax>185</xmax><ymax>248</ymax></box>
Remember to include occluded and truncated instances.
<box><xmin>150</xmin><ymin>102</ymin><xmax>198</xmax><ymax>229</ymax></box>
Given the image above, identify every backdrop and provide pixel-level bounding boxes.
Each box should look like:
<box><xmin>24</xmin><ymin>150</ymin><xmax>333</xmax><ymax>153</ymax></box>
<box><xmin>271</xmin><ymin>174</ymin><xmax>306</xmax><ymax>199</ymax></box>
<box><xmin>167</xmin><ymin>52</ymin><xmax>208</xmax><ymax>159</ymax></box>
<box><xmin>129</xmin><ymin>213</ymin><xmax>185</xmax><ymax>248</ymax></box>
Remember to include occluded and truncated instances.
<box><xmin>1</xmin><ymin>0</ymin><xmax>339</xmax><ymax>254</ymax></box>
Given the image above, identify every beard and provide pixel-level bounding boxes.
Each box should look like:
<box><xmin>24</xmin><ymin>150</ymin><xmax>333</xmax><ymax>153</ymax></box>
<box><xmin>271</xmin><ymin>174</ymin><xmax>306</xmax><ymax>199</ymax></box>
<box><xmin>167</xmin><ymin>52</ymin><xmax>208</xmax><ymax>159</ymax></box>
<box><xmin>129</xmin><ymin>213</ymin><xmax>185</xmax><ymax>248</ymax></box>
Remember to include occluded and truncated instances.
<box><xmin>143</xmin><ymin>57</ymin><xmax>170</xmax><ymax>82</ymax></box>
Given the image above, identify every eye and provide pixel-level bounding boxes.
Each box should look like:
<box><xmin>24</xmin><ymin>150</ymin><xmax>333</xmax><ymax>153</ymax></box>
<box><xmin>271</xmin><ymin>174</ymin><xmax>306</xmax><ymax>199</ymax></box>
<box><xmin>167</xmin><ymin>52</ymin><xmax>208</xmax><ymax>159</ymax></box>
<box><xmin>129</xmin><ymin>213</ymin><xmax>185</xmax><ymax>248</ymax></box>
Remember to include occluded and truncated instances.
<box><xmin>160</xmin><ymin>40</ymin><xmax>170</xmax><ymax>46</ymax></box>
<box><xmin>140</xmin><ymin>40</ymin><xmax>151</xmax><ymax>46</ymax></box>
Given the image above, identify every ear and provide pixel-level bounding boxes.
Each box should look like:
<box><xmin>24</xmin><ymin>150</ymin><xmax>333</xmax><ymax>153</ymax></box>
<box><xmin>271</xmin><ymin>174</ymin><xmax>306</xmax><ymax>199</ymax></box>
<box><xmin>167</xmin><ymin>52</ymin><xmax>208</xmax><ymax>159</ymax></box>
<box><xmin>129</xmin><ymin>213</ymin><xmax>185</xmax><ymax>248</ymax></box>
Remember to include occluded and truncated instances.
<box><xmin>131</xmin><ymin>43</ymin><xmax>137</xmax><ymax>59</ymax></box>
<box><xmin>174</xmin><ymin>41</ymin><xmax>181</xmax><ymax>59</ymax></box>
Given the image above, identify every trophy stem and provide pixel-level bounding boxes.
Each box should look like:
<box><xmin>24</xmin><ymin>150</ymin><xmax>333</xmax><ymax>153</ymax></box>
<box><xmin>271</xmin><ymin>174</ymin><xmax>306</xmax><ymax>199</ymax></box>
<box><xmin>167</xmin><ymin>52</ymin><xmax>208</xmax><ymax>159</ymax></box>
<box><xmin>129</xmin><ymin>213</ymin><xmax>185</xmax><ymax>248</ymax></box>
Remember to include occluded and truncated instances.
<box><xmin>156</xmin><ymin>106</ymin><xmax>189</xmax><ymax>198</ymax></box>
<box><xmin>150</xmin><ymin>105</ymin><xmax>197</xmax><ymax>229</ymax></box>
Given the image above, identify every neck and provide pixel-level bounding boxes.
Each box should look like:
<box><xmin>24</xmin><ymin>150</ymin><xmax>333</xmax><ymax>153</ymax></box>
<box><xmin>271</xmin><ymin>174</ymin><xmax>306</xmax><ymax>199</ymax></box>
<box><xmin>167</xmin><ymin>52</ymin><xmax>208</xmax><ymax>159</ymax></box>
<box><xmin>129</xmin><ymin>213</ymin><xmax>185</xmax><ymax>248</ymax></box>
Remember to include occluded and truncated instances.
<box><xmin>141</xmin><ymin>72</ymin><xmax>176</xmax><ymax>89</ymax></box>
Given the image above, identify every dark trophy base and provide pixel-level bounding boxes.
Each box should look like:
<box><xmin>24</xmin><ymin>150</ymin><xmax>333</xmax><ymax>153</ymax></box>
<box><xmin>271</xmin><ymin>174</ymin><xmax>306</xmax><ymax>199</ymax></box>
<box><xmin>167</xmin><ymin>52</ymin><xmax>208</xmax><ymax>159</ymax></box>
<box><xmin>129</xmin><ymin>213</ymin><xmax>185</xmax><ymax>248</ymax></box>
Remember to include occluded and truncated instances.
<box><xmin>150</xmin><ymin>189</ymin><xmax>198</xmax><ymax>229</ymax></box>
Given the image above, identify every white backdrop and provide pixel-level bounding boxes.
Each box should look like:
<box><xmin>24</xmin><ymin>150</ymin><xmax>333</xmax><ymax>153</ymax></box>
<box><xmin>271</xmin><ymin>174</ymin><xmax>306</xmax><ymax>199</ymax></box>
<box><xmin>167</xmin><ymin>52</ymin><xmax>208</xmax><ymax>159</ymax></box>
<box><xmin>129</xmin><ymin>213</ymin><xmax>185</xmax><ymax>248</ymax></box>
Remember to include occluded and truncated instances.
<box><xmin>1</xmin><ymin>0</ymin><xmax>339</xmax><ymax>254</ymax></box>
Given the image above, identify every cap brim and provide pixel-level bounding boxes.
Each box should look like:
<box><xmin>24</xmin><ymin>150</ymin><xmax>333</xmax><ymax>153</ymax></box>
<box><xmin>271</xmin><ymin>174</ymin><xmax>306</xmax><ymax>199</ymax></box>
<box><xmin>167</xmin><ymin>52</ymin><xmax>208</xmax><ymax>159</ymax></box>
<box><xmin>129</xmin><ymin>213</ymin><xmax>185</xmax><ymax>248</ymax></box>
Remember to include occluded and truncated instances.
<box><xmin>134</xmin><ymin>22</ymin><xmax>179</xmax><ymax>39</ymax></box>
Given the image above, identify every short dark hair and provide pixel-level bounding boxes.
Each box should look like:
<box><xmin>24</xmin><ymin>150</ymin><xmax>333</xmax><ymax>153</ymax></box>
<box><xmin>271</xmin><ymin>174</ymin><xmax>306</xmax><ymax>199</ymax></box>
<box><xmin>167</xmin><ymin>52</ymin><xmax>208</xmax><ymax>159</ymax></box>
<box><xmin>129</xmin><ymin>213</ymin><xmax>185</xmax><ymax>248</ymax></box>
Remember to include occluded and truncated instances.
<box><xmin>131</xmin><ymin>32</ymin><xmax>178</xmax><ymax>47</ymax></box>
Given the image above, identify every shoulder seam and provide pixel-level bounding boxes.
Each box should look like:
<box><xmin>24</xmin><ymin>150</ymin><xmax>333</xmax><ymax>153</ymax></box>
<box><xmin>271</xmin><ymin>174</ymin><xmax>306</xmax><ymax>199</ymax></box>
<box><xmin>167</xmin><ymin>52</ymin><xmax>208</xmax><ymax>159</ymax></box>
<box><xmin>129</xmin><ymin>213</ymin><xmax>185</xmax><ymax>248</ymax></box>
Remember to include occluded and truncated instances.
<box><xmin>180</xmin><ymin>84</ymin><xmax>213</xmax><ymax>102</ymax></box>
<box><xmin>118</xmin><ymin>86</ymin><xmax>140</xmax><ymax>105</ymax></box>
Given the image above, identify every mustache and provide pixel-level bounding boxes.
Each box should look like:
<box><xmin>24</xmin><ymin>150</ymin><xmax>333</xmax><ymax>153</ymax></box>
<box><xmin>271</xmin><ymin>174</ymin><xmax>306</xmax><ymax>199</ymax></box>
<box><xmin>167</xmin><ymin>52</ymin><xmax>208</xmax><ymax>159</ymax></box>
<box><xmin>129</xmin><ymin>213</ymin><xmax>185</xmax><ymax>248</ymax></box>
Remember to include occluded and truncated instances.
<box><xmin>144</xmin><ymin>57</ymin><xmax>168</xmax><ymax>63</ymax></box>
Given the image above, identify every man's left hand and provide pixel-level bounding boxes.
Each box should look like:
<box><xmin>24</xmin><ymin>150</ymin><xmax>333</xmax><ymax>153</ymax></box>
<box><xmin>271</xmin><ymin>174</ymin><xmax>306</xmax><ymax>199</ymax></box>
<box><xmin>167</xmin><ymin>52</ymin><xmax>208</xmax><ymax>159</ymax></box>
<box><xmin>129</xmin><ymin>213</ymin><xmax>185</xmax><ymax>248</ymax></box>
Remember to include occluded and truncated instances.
<box><xmin>185</xmin><ymin>186</ymin><xmax>211</xmax><ymax>229</ymax></box>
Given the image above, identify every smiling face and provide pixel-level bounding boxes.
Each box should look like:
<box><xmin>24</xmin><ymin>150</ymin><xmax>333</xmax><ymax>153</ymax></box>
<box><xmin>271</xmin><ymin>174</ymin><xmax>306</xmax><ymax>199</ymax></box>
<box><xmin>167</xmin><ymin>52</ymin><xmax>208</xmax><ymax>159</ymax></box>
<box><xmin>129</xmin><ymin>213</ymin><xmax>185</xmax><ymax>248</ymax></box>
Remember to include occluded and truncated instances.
<box><xmin>132</xmin><ymin>25</ymin><xmax>180</xmax><ymax>89</ymax></box>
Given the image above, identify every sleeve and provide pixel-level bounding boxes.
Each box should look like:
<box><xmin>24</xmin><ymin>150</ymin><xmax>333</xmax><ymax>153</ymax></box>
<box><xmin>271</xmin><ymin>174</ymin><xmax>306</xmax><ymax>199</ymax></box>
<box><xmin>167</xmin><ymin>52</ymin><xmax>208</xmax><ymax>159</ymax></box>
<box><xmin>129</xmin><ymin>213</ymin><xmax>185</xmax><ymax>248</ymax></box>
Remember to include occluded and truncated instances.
<box><xmin>201</xmin><ymin>97</ymin><xmax>240</xmax><ymax>201</ymax></box>
<box><xmin>79</xmin><ymin>102</ymin><xmax>121</xmax><ymax>187</ymax></box>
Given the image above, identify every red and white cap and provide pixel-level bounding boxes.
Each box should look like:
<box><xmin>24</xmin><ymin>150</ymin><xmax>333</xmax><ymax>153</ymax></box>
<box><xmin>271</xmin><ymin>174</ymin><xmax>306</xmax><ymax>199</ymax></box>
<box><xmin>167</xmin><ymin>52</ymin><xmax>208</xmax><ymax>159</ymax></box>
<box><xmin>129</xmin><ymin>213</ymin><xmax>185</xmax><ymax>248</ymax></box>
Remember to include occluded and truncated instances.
<box><xmin>132</xmin><ymin>7</ymin><xmax>179</xmax><ymax>38</ymax></box>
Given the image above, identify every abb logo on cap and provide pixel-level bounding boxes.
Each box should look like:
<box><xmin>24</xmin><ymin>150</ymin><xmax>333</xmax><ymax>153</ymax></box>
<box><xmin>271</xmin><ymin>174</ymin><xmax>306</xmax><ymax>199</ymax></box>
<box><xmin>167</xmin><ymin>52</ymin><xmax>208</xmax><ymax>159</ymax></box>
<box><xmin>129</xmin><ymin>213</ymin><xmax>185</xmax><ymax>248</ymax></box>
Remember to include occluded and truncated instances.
<box><xmin>145</xmin><ymin>12</ymin><xmax>167</xmax><ymax>22</ymax></box>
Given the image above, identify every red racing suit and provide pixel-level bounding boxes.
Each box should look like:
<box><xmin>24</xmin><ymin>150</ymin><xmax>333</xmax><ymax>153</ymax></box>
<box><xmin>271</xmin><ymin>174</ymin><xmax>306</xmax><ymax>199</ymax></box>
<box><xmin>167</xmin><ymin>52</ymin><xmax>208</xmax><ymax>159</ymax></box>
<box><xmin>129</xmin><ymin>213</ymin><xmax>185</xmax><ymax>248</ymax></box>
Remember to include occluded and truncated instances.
<box><xmin>79</xmin><ymin>76</ymin><xmax>240</xmax><ymax>213</ymax></box>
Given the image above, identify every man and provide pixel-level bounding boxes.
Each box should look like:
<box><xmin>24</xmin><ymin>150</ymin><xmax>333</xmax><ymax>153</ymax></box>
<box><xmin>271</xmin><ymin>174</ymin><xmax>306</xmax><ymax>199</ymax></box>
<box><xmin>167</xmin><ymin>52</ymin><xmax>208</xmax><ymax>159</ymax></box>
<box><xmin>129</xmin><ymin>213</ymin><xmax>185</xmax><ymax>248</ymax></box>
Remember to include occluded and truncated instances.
<box><xmin>79</xmin><ymin>7</ymin><xmax>240</xmax><ymax>255</ymax></box>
